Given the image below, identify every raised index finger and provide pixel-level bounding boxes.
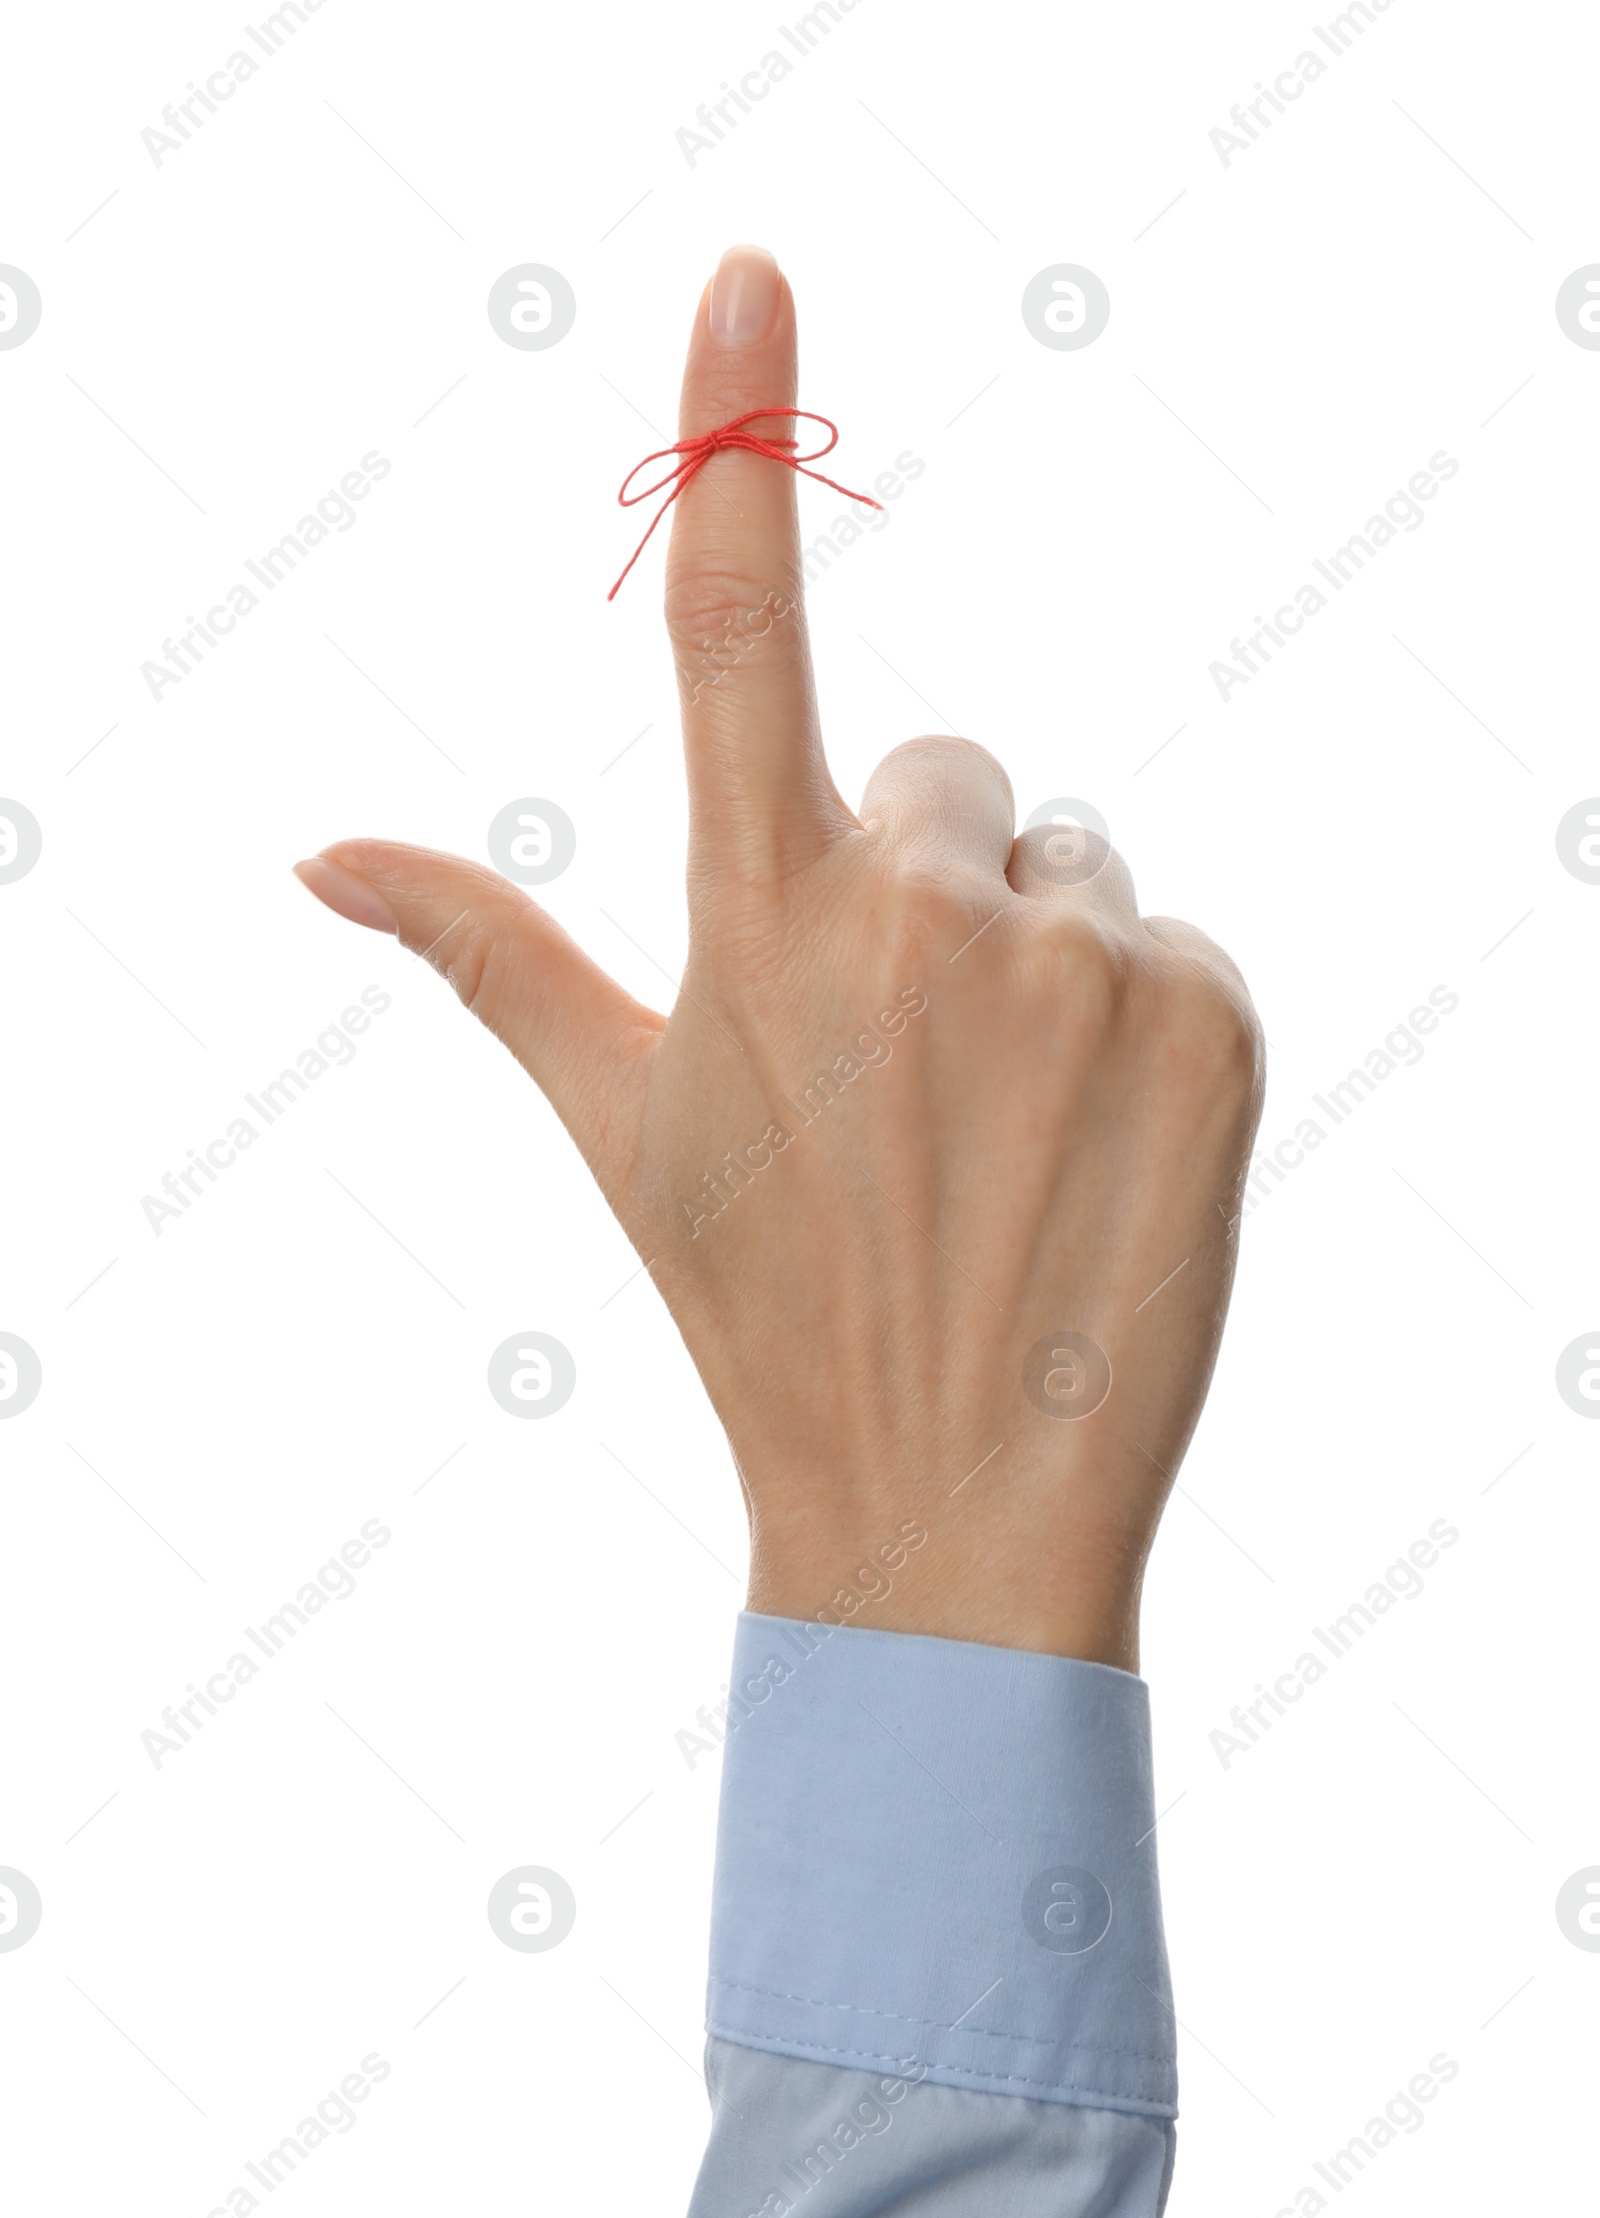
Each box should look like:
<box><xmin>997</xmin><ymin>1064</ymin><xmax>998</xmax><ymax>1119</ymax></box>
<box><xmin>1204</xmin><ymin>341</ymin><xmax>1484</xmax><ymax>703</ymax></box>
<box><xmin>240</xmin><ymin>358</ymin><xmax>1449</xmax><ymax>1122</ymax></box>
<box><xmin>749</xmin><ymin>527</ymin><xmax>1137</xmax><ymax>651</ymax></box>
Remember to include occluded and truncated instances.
<box><xmin>660</xmin><ymin>246</ymin><xmax>857</xmax><ymax>879</ymax></box>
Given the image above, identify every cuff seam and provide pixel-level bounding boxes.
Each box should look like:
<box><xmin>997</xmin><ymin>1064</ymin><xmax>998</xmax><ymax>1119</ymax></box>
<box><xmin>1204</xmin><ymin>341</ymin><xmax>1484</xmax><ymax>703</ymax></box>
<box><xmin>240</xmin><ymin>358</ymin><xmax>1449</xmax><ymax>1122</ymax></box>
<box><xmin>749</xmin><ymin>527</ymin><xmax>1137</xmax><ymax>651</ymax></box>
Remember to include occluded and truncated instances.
<box><xmin>709</xmin><ymin>1973</ymin><xmax>1176</xmax><ymax>2065</ymax></box>
<box><xmin>705</xmin><ymin>2020</ymin><xmax>1178</xmax><ymax>2112</ymax></box>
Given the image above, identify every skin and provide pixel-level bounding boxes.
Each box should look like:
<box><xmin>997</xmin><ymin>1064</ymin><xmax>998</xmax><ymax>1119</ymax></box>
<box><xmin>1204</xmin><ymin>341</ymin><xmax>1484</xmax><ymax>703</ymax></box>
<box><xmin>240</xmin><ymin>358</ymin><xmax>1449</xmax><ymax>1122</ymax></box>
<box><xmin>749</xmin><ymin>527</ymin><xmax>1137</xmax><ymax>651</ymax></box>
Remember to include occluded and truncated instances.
<box><xmin>294</xmin><ymin>245</ymin><xmax>1265</xmax><ymax>1674</ymax></box>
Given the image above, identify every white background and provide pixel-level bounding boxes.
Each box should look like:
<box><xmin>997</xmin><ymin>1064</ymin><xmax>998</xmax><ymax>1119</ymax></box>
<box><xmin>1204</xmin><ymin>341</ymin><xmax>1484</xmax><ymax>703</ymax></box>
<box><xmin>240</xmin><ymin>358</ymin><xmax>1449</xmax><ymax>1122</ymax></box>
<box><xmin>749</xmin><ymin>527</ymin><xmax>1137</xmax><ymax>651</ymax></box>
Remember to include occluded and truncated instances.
<box><xmin>1</xmin><ymin>1</ymin><xmax>1595</xmax><ymax>2211</ymax></box>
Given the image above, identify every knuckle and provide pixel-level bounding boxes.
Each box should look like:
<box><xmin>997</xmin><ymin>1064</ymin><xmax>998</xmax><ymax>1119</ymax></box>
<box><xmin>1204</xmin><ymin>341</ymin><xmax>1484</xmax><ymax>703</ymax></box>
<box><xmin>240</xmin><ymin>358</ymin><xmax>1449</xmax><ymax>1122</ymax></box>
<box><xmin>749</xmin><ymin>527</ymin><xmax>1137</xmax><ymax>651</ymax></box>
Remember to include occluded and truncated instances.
<box><xmin>863</xmin><ymin>734</ymin><xmax>1014</xmax><ymax>818</ymax></box>
<box><xmin>1025</xmin><ymin>911</ymin><xmax>1130</xmax><ymax>1026</ymax></box>
<box><xmin>1014</xmin><ymin>824</ymin><xmax>1123</xmax><ymax>895</ymax></box>
<box><xmin>663</xmin><ymin>571</ymin><xmax>797</xmax><ymax>671</ymax></box>
<box><xmin>438</xmin><ymin>916</ymin><xmax>505</xmax><ymax>1023</ymax></box>
<box><xmin>876</xmin><ymin>732</ymin><xmax>1005</xmax><ymax>780</ymax></box>
<box><xmin>878</xmin><ymin>857</ymin><xmax>996</xmax><ymax>964</ymax></box>
<box><xmin>1156</xmin><ymin>967</ymin><xmax>1262</xmax><ymax>1093</ymax></box>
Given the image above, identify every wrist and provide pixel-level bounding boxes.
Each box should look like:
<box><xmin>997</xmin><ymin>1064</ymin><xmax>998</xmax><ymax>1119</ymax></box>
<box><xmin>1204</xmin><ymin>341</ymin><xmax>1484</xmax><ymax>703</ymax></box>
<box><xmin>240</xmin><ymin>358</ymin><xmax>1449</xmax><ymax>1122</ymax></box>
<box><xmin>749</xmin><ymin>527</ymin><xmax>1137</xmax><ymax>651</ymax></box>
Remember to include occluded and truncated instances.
<box><xmin>745</xmin><ymin>1514</ymin><xmax>1146</xmax><ymax>1673</ymax></box>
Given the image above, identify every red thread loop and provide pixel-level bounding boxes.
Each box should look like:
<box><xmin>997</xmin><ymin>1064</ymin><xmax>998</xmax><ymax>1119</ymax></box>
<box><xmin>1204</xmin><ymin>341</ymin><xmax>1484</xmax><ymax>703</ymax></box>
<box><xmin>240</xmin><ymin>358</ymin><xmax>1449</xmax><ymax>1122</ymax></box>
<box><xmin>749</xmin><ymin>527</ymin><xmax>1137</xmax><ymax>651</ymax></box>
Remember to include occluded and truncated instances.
<box><xmin>607</xmin><ymin>407</ymin><xmax>882</xmax><ymax>600</ymax></box>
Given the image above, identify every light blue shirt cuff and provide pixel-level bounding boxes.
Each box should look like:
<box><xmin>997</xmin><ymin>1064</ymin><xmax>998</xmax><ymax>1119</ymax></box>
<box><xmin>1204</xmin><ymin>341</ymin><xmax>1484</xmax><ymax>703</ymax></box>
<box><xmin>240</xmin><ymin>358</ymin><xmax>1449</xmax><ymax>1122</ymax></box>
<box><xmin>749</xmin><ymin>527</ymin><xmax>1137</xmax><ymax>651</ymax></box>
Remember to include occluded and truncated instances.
<box><xmin>706</xmin><ymin>1612</ymin><xmax>1178</xmax><ymax>2117</ymax></box>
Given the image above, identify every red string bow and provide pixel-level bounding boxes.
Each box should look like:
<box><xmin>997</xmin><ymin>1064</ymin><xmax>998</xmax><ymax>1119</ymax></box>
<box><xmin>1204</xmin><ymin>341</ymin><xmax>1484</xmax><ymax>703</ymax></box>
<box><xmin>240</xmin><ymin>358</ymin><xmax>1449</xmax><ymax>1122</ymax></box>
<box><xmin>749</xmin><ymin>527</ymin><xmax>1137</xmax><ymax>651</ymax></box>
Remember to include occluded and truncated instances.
<box><xmin>607</xmin><ymin>407</ymin><xmax>882</xmax><ymax>600</ymax></box>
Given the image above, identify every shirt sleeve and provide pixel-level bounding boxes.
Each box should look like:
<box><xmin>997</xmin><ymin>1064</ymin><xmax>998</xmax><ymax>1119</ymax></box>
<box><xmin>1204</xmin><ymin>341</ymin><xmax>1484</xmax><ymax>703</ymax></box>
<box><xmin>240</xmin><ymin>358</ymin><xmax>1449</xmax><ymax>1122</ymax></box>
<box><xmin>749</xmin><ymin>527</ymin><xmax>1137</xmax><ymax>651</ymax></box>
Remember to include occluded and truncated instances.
<box><xmin>686</xmin><ymin>1612</ymin><xmax>1179</xmax><ymax>2217</ymax></box>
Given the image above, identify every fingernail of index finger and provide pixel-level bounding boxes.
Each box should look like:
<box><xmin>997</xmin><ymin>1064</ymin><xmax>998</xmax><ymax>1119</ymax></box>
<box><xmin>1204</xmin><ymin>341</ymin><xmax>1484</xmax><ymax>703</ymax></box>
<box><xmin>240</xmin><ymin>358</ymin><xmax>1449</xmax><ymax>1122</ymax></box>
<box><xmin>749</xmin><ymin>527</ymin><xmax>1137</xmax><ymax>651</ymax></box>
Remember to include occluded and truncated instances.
<box><xmin>709</xmin><ymin>245</ymin><xmax>780</xmax><ymax>348</ymax></box>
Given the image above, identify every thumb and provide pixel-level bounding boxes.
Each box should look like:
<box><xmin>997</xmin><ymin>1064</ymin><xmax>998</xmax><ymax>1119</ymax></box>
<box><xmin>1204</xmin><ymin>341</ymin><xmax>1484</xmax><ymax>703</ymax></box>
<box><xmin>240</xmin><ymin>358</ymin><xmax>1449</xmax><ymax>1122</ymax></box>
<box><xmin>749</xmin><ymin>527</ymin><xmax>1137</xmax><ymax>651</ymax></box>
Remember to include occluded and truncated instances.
<box><xmin>293</xmin><ymin>840</ymin><xmax>662</xmax><ymax>1193</ymax></box>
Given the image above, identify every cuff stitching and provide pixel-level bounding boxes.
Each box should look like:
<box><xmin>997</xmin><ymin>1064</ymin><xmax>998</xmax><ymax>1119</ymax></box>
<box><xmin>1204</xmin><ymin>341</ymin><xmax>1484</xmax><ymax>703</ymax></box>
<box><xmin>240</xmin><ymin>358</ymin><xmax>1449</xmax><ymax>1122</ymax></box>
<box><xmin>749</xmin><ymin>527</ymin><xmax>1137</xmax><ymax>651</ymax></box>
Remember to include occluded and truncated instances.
<box><xmin>709</xmin><ymin>1974</ymin><xmax>1176</xmax><ymax>2067</ymax></box>
<box><xmin>706</xmin><ymin>2019</ymin><xmax>1176</xmax><ymax>2109</ymax></box>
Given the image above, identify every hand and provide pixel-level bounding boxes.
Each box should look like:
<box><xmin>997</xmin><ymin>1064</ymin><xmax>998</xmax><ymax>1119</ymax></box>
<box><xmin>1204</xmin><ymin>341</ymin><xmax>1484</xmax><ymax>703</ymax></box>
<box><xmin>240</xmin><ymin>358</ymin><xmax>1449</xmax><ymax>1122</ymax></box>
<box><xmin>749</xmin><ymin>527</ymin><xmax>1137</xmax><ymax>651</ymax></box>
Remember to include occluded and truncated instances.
<box><xmin>292</xmin><ymin>244</ymin><xmax>1264</xmax><ymax>1672</ymax></box>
